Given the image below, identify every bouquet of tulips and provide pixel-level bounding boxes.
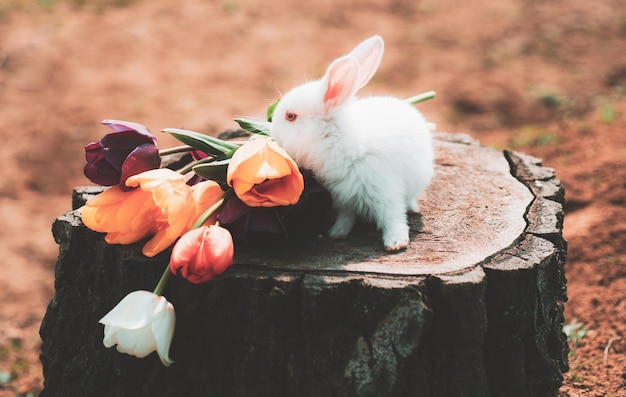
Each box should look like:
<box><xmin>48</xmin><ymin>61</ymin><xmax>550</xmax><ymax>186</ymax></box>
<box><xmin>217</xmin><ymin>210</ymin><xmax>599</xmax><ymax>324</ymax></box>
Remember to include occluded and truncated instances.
<box><xmin>79</xmin><ymin>111</ymin><xmax>333</xmax><ymax>366</ymax></box>
<box><xmin>79</xmin><ymin>90</ymin><xmax>435</xmax><ymax>366</ymax></box>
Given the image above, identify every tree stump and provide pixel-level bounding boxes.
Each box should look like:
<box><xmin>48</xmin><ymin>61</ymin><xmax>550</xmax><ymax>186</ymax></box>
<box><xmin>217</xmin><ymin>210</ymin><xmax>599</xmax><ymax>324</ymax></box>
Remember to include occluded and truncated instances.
<box><xmin>39</xmin><ymin>132</ymin><xmax>568</xmax><ymax>397</ymax></box>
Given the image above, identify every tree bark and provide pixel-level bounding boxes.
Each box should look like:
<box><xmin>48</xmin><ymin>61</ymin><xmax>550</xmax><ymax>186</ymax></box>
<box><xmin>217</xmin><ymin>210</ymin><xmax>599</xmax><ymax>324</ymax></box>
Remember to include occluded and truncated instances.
<box><xmin>40</xmin><ymin>132</ymin><xmax>568</xmax><ymax>397</ymax></box>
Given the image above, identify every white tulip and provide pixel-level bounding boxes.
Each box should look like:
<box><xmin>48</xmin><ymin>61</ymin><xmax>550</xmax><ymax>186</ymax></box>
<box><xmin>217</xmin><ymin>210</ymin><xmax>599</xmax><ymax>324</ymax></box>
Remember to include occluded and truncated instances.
<box><xmin>99</xmin><ymin>290</ymin><xmax>175</xmax><ymax>366</ymax></box>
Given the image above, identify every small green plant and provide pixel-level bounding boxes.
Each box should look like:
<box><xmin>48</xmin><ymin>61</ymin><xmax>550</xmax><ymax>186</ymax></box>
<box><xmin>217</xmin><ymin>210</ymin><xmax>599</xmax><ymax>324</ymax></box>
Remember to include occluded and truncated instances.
<box><xmin>562</xmin><ymin>319</ymin><xmax>597</xmax><ymax>382</ymax></box>
<box><xmin>563</xmin><ymin>318</ymin><xmax>588</xmax><ymax>346</ymax></box>
<box><xmin>507</xmin><ymin>125</ymin><xmax>561</xmax><ymax>149</ymax></box>
<box><xmin>220</xmin><ymin>0</ymin><xmax>239</xmax><ymax>13</ymax></box>
<box><xmin>563</xmin><ymin>318</ymin><xmax>588</xmax><ymax>365</ymax></box>
<box><xmin>600</xmin><ymin>103</ymin><xmax>617</xmax><ymax>123</ymax></box>
<box><xmin>529</xmin><ymin>87</ymin><xmax>572</xmax><ymax>111</ymax></box>
<box><xmin>568</xmin><ymin>357</ymin><xmax>602</xmax><ymax>382</ymax></box>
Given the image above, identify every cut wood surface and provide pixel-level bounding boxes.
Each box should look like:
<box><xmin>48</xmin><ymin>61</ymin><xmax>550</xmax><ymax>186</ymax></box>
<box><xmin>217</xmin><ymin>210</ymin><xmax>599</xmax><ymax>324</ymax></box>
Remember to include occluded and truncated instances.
<box><xmin>40</xmin><ymin>132</ymin><xmax>568</xmax><ymax>397</ymax></box>
<box><xmin>232</xmin><ymin>132</ymin><xmax>533</xmax><ymax>276</ymax></box>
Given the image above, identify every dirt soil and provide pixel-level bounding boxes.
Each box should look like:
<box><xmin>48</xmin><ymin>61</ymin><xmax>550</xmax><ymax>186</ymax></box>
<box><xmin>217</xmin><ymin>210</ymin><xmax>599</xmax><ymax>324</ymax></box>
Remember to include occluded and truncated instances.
<box><xmin>0</xmin><ymin>0</ymin><xmax>625</xmax><ymax>395</ymax></box>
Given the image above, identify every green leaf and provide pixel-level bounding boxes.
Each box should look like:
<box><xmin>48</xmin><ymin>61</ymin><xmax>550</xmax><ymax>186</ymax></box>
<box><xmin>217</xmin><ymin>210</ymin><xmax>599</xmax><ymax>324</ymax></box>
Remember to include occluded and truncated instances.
<box><xmin>193</xmin><ymin>159</ymin><xmax>231</xmax><ymax>184</ymax></box>
<box><xmin>162</xmin><ymin>128</ymin><xmax>238</xmax><ymax>157</ymax></box>
<box><xmin>266</xmin><ymin>98</ymin><xmax>280</xmax><ymax>122</ymax></box>
<box><xmin>405</xmin><ymin>91</ymin><xmax>436</xmax><ymax>105</ymax></box>
<box><xmin>234</xmin><ymin>117</ymin><xmax>271</xmax><ymax>136</ymax></box>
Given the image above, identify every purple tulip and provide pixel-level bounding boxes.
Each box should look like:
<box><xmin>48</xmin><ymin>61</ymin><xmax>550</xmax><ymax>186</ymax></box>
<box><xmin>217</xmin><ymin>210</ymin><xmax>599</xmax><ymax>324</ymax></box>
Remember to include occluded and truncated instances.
<box><xmin>185</xmin><ymin>149</ymin><xmax>209</xmax><ymax>186</ymax></box>
<box><xmin>217</xmin><ymin>174</ymin><xmax>335</xmax><ymax>249</ymax></box>
<box><xmin>84</xmin><ymin>120</ymin><xmax>161</xmax><ymax>189</ymax></box>
<box><xmin>218</xmin><ymin>195</ymin><xmax>289</xmax><ymax>249</ymax></box>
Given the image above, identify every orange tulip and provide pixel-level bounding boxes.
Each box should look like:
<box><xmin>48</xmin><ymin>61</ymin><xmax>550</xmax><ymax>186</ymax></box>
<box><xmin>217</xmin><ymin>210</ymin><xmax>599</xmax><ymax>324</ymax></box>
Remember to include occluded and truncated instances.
<box><xmin>169</xmin><ymin>225</ymin><xmax>234</xmax><ymax>284</ymax></box>
<box><xmin>187</xmin><ymin>178</ymin><xmax>225</xmax><ymax>229</ymax></box>
<box><xmin>80</xmin><ymin>168</ymin><xmax>224</xmax><ymax>257</ymax></box>
<box><xmin>226</xmin><ymin>137</ymin><xmax>304</xmax><ymax>207</ymax></box>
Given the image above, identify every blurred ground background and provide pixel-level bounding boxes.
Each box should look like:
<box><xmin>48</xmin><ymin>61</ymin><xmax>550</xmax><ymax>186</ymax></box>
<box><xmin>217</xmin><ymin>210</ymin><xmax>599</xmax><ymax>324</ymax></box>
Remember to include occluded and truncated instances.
<box><xmin>0</xmin><ymin>0</ymin><xmax>625</xmax><ymax>395</ymax></box>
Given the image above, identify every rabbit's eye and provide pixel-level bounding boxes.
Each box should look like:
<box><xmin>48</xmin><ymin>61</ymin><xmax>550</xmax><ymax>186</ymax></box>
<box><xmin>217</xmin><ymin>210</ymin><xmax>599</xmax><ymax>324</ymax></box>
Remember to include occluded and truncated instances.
<box><xmin>285</xmin><ymin>111</ymin><xmax>298</xmax><ymax>122</ymax></box>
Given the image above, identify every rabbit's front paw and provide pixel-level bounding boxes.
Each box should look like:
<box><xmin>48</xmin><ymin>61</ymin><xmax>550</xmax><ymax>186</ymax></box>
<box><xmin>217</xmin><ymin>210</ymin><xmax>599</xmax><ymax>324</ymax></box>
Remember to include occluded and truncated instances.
<box><xmin>383</xmin><ymin>224</ymin><xmax>409</xmax><ymax>251</ymax></box>
<box><xmin>328</xmin><ymin>211</ymin><xmax>356</xmax><ymax>239</ymax></box>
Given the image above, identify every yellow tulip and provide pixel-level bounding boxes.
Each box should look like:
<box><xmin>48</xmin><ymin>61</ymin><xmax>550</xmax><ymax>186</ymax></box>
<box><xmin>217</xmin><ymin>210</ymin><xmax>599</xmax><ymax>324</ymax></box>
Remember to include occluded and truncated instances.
<box><xmin>226</xmin><ymin>137</ymin><xmax>304</xmax><ymax>207</ymax></box>
<box><xmin>188</xmin><ymin>178</ymin><xmax>225</xmax><ymax>229</ymax></box>
<box><xmin>80</xmin><ymin>168</ymin><xmax>224</xmax><ymax>257</ymax></box>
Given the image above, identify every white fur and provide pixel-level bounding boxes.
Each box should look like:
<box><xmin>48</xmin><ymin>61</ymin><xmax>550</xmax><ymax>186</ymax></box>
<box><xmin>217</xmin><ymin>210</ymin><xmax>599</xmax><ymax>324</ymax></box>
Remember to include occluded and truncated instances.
<box><xmin>269</xmin><ymin>36</ymin><xmax>434</xmax><ymax>251</ymax></box>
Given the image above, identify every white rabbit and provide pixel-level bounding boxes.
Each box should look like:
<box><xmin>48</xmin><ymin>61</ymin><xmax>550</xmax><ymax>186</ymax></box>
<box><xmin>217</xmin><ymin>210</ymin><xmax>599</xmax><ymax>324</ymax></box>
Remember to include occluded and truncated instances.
<box><xmin>269</xmin><ymin>35</ymin><xmax>434</xmax><ymax>251</ymax></box>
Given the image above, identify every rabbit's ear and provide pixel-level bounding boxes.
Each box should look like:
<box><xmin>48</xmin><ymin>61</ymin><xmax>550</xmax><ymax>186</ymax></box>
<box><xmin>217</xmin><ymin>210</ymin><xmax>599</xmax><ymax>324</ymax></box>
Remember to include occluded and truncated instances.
<box><xmin>322</xmin><ymin>56</ymin><xmax>360</xmax><ymax>113</ymax></box>
<box><xmin>348</xmin><ymin>35</ymin><xmax>384</xmax><ymax>89</ymax></box>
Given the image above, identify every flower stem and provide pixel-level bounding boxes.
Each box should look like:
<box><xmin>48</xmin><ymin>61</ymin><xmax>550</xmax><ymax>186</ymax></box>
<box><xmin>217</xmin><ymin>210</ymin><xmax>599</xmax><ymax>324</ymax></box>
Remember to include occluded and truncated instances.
<box><xmin>158</xmin><ymin>145</ymin><xmax>193</xmax><ymax>156</ymax></box>
<box><xmin>191</xmin><ymin>189</ymin><xmax>233</xmax><ymax>229</ymax></box>
<box><xmin>405</xmin><ymin>91</ymin><xmax>436</xmax><ymax>105</ymax></box>
<box><xmin>152</xmin><ymin>189</ymin><xmax>233</xmax><ymax>295</ymax></box>
<box><xmin>176</xmin><ymin>156</ymin><xmax>216</xmax><ymax>175</ymax></box>
<box><xmin>153</xmin><ymin>263</ymin><xmax>171</xmax><ymax>296</ymax></box>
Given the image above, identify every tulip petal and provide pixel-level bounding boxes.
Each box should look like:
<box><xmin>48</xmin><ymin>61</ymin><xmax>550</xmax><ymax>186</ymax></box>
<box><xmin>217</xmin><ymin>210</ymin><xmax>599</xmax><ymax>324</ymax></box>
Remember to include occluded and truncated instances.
<box><xmin>101</xmin><ymin>119</ymin><xmax>157</xmax><ymax>143</ymax></box>
<box><xmin>79</xmin><ymin>205</ymin><xmax>100</xmax><ymax>231</ymax></box>
<box><xmin>233</xmin><ymin>153</ymin><xmax>291</xmax><ymax>184</ymax></box>
<box><xmin>126</xmin><ymin>168</ymin><xmax>184</xmax><ymax>188</ymax></box>
<box><xmin>100</xmin><ymin>133</ymin><xmax>156</xmax><ymax>175</ymax></box>
<box><xmin>99</xmin><ymin>291</ymin><xmax>157</xmax><ymax>330</ymax></box>
<box><xmin>120</xmin><ymin>144</ymin><xmax>162</xmax><ymax>190</ymax></box>
<box><xmin>116</xmin><ymin>189</ymin><xmax>153</xmax><ymax>231</ymax></box>
<box><xmin>99</xmin><ymin>291</ymin><xmax>175</xmax><ymax>365</ymax></box>
<box><xmin>84</xmin><ymin>185</ymin><xmax>126</xmax><ymax>207</ymax></box>
<box><xmin>226</xmin><ymin>137</ymin><xmax>304</xmax><ymax>207</ymax></box>
<box><xmin>250</xmin><ymin>179</ymin><xmax>293</xmax><ymax>206</ymax></box>
<box><xmin>152</xmin><ymin>299</ymin><xmax>175</xmax><ymax>366</ymax></box>
<box><xmin>84</xmin><ymin>141</ymin><xmax>122</xmax><ymax>187</ymax></box>
<box><xmin>226</xmin><ymin>137</ymin><xmax>265</xmax><ymax>183</ymax></box>
<box><xmin>94</xmin><ymin>207</ymin><xmax>121</xmax><ymax>231</ymax></box>
<box><xmin>84</xmin><ymin>121</ymin><xmax>158</xmax><ymax>187</ymax></box>
<box><xmin>129</xmin><ymin>196</ymin><xmax>164</xmax><ymax>232</ymax></box>
<box><xmin>102</xmin><ymin>324</ymin><xmax>119</xmax><ymax>348</ymax></box>
<box><xmin>256</xmin><ymin>177</ymin><xmax>303</xmax><ymax>206</ymax></box>
<box><xmin>104</xmin><ymin>229</ymin><xmax>149</xmax><ymax>245</ymax></box>
<box><xmin>142</xmin><ymin>218</ymin><xmax>188</xmax><ymax>257</ymax></box>
<box><xmin>106</xmin><ymin>327</ymin><xmax>147</xmax><ymax>358</ymax></box>
<box><xmin>189</xmin><ymin>181</ymin><xmax>224</xmax><ymax>225</ymax></box>
<box><xmin>85</xmin><ymin>141</ymin><xmax>105</xmax><ymax>162</ymax></box>
<box><xmin>102</xmin><ymin>130</ymin><xmax>156</xmax><ymax>150</ymax></box>
<box><xmin>125</xmin><ymin>328</ymin><xmax>157</xmax><ymax>358</ymax></box>
<box><xmin>206</xmin><ymin>227</ymin><xmax>235</xmax><ymax>275</ymax></box>
<box><xmin>176</xmin><ymin>226</ymin><xmax>206</xmax><ymax>258</ymax></box>
<box><xmin>170</xmin><ymin>226</ymin><xmax>234</xmax><ymax>284</ymax></box>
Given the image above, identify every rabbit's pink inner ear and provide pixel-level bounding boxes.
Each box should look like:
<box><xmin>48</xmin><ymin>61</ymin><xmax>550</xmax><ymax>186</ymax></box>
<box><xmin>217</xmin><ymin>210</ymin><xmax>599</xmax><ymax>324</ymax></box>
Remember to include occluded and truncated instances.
<box><xmin>323</xmin><ymin>57</ymin><xmax>359</xmax><ymax>113</ymax></box>
<box><xmin>349</xmin><ymin>36</ymin><xmax>384</xmax><ymax>89</ymax></box>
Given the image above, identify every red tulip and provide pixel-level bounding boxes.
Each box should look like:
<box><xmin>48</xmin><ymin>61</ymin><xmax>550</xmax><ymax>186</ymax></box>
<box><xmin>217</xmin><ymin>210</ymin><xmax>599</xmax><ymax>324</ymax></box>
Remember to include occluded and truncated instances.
<box><xmin>170</xmin><ymin>225</ymin><xmax>234</xmax><ymax>284</ymax></box>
